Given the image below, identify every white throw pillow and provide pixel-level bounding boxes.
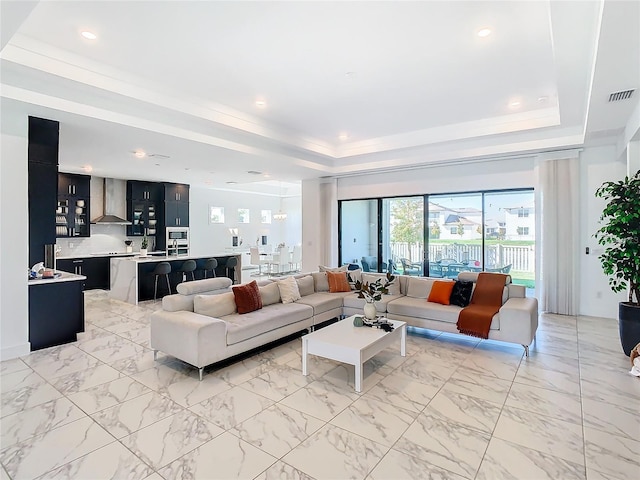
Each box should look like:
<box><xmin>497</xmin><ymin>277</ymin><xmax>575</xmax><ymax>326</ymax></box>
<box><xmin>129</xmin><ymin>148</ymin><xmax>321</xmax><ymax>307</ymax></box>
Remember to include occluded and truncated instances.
<box><xmin>193</xmin><ymin>292</ymin><xmax>237</xmax><ymax>318</ymax></box>
<box><xmin>277</xmin><ymin>276</ymin><xmax>301</xmax><ymax>304</ymax></box>
<box><xmin>259</xmin><ymin>282</ymin><xmax>281</xmax><ymax>306</ymax></box>
<box><xmin>406</xmin><ymin>277</ymin><xmax>435</xmax><ymax>299</ymax></box>
<box><xmin>312</xmin><ymin>272</ymin><xmax>330</xmax><ymax>292</ymax></box>
<box><xmin>346</xmin><ymin>269</ymin><xmax>362</xmax><ymax>289</ymax></box>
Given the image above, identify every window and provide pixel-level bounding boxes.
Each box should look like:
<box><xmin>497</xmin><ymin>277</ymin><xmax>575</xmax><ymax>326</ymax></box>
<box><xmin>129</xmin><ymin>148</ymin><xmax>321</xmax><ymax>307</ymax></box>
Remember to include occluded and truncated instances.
<box><xmin>517</xmin><ymin>226</ymin><xmax>529</xmax><ymax>235</ymax></box>
<box><xmin>238</xmin><ymin>208</ymin><xmax>250</xmax><ymax>223</ymax></box>
<box><xmin>261</xmin><ymin>210</ymin><xmax>272</xmax><ymax>224</ymax></box>
<box><xmin>450</xmin><ymin>227</ymin><xmax>458</xmax><ymax>235</ymax></box>
<box><xmin>518</xmin><ymin>208</ymin><xmax>529</xmax><ymax>218</ymax></box>
<box><xmin>209</xmin><ymin>206</ymin><xmax>224</xmax><ymax>223</ymax></box>
<box><xmin>339</xmin><ymin>199</ymin><xmax>378</xmax><ymax>271</ymax></box>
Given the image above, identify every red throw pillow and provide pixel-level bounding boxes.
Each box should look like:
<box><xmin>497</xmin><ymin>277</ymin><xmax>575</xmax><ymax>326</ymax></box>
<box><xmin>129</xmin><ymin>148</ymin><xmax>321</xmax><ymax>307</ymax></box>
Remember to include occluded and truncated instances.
<box><xmin>427</xmin><ymin>280</ymin><xmax>455</xmax><ymax>305</ymax></box>
<box><xmin>327</xmin><ymin>271</ymin><xmax>351</xmax><ymax>293</ymax></box>
<box><xmin>232</xmin><ymin>280</ymin><xmax>263</xmax><ymax>314</ymax></box>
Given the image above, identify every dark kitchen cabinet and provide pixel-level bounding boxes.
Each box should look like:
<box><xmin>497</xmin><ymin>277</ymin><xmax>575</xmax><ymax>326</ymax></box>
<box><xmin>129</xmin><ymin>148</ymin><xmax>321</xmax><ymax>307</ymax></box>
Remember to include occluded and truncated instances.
<box><xmin>164</xmin><ymin>183</ymin><xmax>189</xmax><ymax>203</ymax></box>
<box><xmin>29</xmin><ymin>279</ymin><xmax>84</xmax><ymax>350</ymax></box>
<box><xmin>57</xmin><ymin>256</ymin><xmax>110</xmax><ymax>290</ymax></box>
<box><xmin>28</xmin><ymin>116</ymin><xmax>59</xmax><ymax>267</ymax></box>
<box><xmin>57</xmin><ymin>173</ymin><xmax>91</xmax><ymax>238</ymax></box>
<box><xmin>127</xmin><ymin>181</ymin><xmax>160</xmax><ymax>237</ymax></box>
<box><xmin>163</xmin><ymin>201</ymin><xmax>189</xmax><ymax>227</ymax></box>
<box><xmin>28</xmin><ymin>162</ymin><xmax>57</xmax><ymax>267</ymax></box>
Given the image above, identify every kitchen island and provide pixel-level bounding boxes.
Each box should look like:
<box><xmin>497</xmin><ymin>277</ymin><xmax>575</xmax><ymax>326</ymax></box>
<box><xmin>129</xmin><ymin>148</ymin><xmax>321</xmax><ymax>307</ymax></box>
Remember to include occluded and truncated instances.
<box><xmin>109</xmin><ymin>253</ymin><xmax>241</xmax><ymax>304</ymax></box>
<box><xmin>29</xmin><ymin>270</ymin><xmax>86</xmax><ymax>350</ymax></box>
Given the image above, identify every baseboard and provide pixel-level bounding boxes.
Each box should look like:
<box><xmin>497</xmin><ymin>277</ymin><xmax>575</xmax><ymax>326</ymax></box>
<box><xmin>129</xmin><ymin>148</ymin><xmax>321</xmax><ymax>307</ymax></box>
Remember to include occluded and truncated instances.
<box><xmin>1</xmin><ymin>342</ymin><xmax>31</xmax><ymax>361</ymax></box>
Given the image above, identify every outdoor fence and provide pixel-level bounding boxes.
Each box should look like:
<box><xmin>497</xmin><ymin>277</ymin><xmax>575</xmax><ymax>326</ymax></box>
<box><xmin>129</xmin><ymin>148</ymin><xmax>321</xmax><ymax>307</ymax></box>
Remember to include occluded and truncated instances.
<box><xmin>388</xmin><ymin>242</ymin><xmax>535</xmax><ymax>273</ymax></box>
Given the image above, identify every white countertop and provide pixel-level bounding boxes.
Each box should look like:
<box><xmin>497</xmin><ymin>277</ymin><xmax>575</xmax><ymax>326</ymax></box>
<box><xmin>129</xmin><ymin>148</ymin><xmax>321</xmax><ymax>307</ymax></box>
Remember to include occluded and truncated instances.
<box><xmin>112</xmin><ymin>253</ymin><xmax>240</xmax><ymax>263</ymax></box>
<box><xmin>28</xmin><ymin>270</ymin><xmax>86</xmax><ymax>285</ymax></box>
<box><xmin>57</xmin><ymin>251</ymin><xmax>165</xmax><ymax>260</ymax></box>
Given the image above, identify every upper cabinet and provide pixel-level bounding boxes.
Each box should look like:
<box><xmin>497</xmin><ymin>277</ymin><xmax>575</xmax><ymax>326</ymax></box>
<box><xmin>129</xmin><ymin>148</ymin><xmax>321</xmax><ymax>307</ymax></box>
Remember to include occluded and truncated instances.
<box><xmin>56</xmin><ymin>173</ymin><xmax>91</xmax><ymax>238</ymax></box>
<box><xmin>126</xmin><ymin>181</ymin><xmax>160</xmax><ymax>236</ymax></box>
<box><xmin>162</xmin><ymin>183</ymin><xmax>189</xmax><ymax>228</ymax></box>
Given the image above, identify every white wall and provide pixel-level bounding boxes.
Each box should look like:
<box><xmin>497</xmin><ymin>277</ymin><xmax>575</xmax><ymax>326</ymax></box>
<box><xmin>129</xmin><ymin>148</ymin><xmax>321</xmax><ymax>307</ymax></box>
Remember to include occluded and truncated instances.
<box><xmin>579</xmin><ymin>145</ymin><xmax>628</xmax><ymax>318</ymax></box>
<box><xmin>189</xmin><ymin>186</ymin><xmax>301</xmax><ymax>258</ymax></box>
<box><xmin>1</xmin><ymin>133</ymin><xmax>30</xmax><ymax>359</ymax></box>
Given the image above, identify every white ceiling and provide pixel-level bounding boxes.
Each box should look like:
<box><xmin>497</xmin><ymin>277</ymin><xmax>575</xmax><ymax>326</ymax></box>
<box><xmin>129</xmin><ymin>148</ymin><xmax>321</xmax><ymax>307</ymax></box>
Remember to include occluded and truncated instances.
<box><xmin>1</xmin><ymin>1</ymin><xmax>638</xmax><ymax>195</ymax></box>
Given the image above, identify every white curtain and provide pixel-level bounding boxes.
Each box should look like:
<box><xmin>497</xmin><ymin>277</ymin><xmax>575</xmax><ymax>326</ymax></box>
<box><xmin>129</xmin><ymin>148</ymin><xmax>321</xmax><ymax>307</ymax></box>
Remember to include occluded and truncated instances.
<box><xmin>536</xmin><ymin>154</ymin><xmax>580</xmax><ymax>315</ymax></box>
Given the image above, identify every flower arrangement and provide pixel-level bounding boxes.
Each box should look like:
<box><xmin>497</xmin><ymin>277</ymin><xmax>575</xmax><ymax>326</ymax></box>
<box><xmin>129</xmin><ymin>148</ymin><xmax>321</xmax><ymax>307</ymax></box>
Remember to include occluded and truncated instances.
<box><xmin>351</xmin><ymin>272</ymin><xmax>395</xmax><ymax>303</ymax></box>
<box><xmin>141</xmin><ymin>235</ymin><xmax>149</xmax><ymax>249</ymax></box>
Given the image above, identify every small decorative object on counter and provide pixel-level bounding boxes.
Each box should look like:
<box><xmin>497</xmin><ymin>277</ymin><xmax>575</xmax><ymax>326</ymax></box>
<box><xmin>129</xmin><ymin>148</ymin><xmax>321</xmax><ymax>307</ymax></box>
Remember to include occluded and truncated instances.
<box><xmin>125</xmin><ymin>239</ymin><xmax>133</xmax><ymax>253</ymax></box>
<box><xmin>140</xmin><ymin>236</ymin><xmax>148</xmax><ymax>256</ymax></box>
<box><xmin>353</xmin><ymin>316</ymin><xmax>364</xmax><ymax>327</ymax></box>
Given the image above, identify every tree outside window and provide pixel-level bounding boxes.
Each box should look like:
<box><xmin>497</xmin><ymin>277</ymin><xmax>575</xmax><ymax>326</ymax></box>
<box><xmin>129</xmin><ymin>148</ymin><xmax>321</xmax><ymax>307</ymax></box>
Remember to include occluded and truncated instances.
<box><xmin>390</xmin><ymin>198</ymin><xmax>423</xmax><ymax>262</ymax></box>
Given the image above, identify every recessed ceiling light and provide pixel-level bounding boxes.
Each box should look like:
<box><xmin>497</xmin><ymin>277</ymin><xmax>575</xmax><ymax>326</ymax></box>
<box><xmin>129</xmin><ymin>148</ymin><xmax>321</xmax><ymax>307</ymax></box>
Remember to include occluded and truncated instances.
<box><xmin>538</xmin><ymin>96</ymin><xmax>548</xmax><ymax>103</ymax></box>
<box><xmin>509</xmin><ymin>101</ymin><xmax>521</xmax><ymax>107</ymax></box>
<box><xmin>82</xmin><ymin>165</ymin><xmax>93</xmax><ymax>173</ymax></box>
<box><xmin>81</xmin><ymin>31</ymin><xmax>97</xmax><ymax>40</ymax></box>
<box><xmin>133</xmin><ymin>150</ymin><xmax>146</xmax><ymax>158</ymax></box>
<box><xmin>338</xmin><ymin>133</ymin><xmax>349</xmax><ymax>141</ymax></box>
<box><xmin>255</xmin><ymin>100</ymin><xmax>266</xmax><ymax>108</ymax></box>
<box><xmin>263</xmin><ymin>173</ymin><xmax>271</xmax><ymax>178</ymax></box>
<box><xmin>477</xmin><ymin>28</ymin><xmax>492</xmax><ymax>37</ymax></box>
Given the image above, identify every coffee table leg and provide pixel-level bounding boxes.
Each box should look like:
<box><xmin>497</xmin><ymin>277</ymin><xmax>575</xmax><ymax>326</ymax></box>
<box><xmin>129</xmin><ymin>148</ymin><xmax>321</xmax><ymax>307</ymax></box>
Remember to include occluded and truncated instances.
<box><xmin>302</xmin><ymin>338</ymin><xmax>308</xmax><ymax>376</ymax></box>
<box><xmin>401</xmin><ymin>324</ymin><xmax>406</xmax><ymax>357</ymax></box>
<box><xmin>355</xmin><ymin>363</ymin><xmax>362</xmax><ymax>393</ymax></box>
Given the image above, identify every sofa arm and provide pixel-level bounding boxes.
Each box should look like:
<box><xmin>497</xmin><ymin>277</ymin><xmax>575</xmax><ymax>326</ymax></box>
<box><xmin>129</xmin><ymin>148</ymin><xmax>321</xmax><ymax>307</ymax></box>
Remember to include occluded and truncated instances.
<box><xmin>498</xmin><ymin>297</ymin><xmax>539</xmax><ymax>346</ymax></box>
<box><xmin>150</xmin><ymin>310</ymin><xmax>227</xmax><ymax>368</ymax></box>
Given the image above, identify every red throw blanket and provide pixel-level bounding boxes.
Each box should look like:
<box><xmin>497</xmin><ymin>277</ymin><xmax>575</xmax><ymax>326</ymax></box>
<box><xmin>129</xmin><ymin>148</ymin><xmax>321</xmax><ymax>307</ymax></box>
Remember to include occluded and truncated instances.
<box><xmin>457</xmin><ymin>273</ymin><xmax>508</xmax><ymax>339</ymax></box>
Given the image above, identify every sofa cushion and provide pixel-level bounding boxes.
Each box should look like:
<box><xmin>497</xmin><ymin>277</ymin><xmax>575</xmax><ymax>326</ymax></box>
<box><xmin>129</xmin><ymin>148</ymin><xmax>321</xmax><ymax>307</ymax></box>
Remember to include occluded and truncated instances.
<box><xmin>459</xmin><ymin>271</ymin><xmax>512</xmax><ymax>285</ymax></box>
<box><xmin>406</xmin><ymin>277</ymin><xmax>435</xmax><ymax>299</ymax></box>
<box><xmin>311</xmin><ymin>272</ymin><xmax>330</xmax><ymax>292</ymax></box>
<box><xmin>224</xmin><ymin>302</ymin><xmax>313</xmax><ymax>345</ymax></box>
<box><xmin>327</xmin><ymin>271</ymin><xmax>351</xmax><ymax>293</ymax></box>
<box><xmin>362</xmin><ymin>273</ymin><xmax>400</xmax><ymax>295</ymax></box>
<box><xmin>176</xmin><ymin>277</ymin><xmax>233</xmax><ymax>295</ymax></box>
<box><xmin>296</xmin><ymin>292</ymin><xmax>343</xmax><ymax>315</ymax></box>
<box><xmin>346</xmin><ymin>269</ymin><xmax>362</xmax><ymax>289</ymax></box>
<box><xmin>194</xmin><ymin>292</ymin><xmax>237</xmax><ymax>318</ymax></box>
<box><xmin>449</xmin><ymin>280</ymin><xmax>474</xmax><ymax>307</ymax></box>
<box><xmin>296</xmin><ymin>275</ymin><xmax>315</xmax><ymax>296</ymax></box>
<box><xmin>427</xmin><ymin>280</ymin><xmax>455</xmax><ymax>305</ymax></box>
<box><xmin>277</xmin><ymin>276</ymin><xmax>301</xmax><ymax>304</ymax></box>
<box><xmin>232</xmin><ymin>280</ymin><xmax>263</xmax><ymax>314</ymax></box>
<box><xmin>343</xmin><ymin>293</ymin><xmax>403</xmax><ymax>313</ymax></box>
<box><xmin>259</xmin><ymin>282</ymin><xmax>281</xmax><ymax>306</ymax></box>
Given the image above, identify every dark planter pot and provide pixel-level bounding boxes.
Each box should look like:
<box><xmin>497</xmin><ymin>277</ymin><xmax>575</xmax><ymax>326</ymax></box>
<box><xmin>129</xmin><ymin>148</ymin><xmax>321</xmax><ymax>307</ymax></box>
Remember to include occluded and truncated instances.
<box><xmin>619</xmin><ymin>302</ymin><xmax>640</xmax><ymax>356</ymax></box>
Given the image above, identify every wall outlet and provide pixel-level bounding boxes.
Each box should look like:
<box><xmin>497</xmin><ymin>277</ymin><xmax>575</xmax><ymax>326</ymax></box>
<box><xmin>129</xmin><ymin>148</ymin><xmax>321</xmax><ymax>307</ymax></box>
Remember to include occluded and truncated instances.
<box><xmin>69</xmin><ymin>242</ymin><xmax>74</xmax><ymax>249</ymax></box>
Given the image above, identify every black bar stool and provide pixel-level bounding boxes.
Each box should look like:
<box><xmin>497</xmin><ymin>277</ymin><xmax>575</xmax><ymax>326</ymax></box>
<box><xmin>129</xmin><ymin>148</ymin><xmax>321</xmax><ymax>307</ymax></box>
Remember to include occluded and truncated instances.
<box><xmin>203</xmin><ymin>258</ymin><xmax>218</xmax><ymax>278</ymax></box>
<box><xmin>152</xmin><ymin>262</ymin><xmax>172</xmax><ymax>300</ymax></box>
<box><xmin>225</xmin><ymin>256</ymin><xmax>238</xmax><ymax>284</ymax></box>
<box><xmin>177</xmin><ymin>259</ymin><xmax>196</xmax><ymax>282</ymax></box>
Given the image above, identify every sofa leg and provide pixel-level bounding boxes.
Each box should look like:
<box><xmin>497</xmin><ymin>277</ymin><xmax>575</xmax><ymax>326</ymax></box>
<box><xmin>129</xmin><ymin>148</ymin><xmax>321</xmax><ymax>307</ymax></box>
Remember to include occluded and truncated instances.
<box><xmin>153</xmin><ymin>350</ymin><xmax>158</xmax><ymax>361</ymax></box>
<box><xmin>522</xmin><ymin>344</ymin><xmax>529</xmax><ymax>357</ymax></box>
<box><xmin>198</xmin><ymin>367</ymin><xmax>204</xmax><ymax>381</ymax></box>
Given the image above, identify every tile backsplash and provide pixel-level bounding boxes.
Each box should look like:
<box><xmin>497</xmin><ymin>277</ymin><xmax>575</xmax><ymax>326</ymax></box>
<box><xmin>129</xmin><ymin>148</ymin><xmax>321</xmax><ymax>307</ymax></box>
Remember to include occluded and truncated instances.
<box><xmin>56</xmin><ymin>224</ymin><xmax>156</xmax><ymax>256</ymax></box>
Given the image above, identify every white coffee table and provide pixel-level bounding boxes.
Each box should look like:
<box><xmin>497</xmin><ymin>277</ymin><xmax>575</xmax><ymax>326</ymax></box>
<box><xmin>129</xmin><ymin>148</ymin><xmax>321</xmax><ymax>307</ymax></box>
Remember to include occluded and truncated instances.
<box><xmin>301</xmin><ymin>316</ymin><xmax>406</xmax><ymax>392</ymax></box>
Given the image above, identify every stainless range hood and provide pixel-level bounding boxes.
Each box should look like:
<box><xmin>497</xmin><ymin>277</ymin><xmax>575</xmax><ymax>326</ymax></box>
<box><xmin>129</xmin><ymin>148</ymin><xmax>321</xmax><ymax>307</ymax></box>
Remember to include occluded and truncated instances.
<box><xmin>91</xmin><ymin>178</ymin><xmax>131</xmax><ymax>225</ymax></box>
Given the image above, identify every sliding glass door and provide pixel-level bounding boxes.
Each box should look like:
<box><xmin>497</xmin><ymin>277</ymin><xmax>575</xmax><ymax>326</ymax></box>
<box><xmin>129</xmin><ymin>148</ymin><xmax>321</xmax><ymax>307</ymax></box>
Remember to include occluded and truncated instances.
<box><xmin>339</xmin><ymin>199</ymin><xmax>379</xmax><ymax>271</ymax></box>
<box><xmin>382</xmin><ymin>196</ymin><xmax>424</xmax><ymax>275</ymax></box>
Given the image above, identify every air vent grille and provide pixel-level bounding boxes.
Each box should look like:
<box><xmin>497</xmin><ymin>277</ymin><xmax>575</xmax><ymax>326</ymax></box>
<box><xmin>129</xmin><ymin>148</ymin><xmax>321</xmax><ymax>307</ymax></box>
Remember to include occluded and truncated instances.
<box><xmin>608</xmin><ymin>89</ymin><xmax>635</xmax><ymax>102</ymax></box>
<box><xmin>247</xmin><ymin>170</ymin><xmax>262</xmax><ymax>175</ymax></box>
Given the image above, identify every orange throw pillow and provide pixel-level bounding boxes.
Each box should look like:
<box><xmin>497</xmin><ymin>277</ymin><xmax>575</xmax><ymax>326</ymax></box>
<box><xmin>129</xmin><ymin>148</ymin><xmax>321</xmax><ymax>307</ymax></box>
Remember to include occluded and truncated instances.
<box><xmin>232</xmin><ymin>280</ymin><xmax>263</xmax><ymax>314</ymax></box>
<box><xmin>427</xmin><ymin>280</ymin><xmax>455</xmax><ymax>305</ymax></box>
<box><xmin>327</xmin><ymin>271</ymin><xmax>351</xmax><ymax>293</ymax></box>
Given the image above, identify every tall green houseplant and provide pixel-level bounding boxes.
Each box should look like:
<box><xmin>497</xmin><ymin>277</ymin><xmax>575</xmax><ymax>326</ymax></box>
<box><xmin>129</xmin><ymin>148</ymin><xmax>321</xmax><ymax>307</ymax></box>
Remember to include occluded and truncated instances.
<box><xmin>595</xmin><ymin>170</ymin><xmax>640</xmax><ymax>355</ymax></box>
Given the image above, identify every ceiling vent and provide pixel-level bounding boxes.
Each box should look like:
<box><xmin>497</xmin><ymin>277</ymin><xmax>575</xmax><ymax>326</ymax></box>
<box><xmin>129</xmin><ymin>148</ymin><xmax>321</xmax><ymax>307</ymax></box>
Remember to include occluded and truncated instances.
<box><xmin>608</xmin><ymin>89</ymin><xmax>635</xmax><ymax>102</ymax></box>
<box><xmin>247</xmin><ymin>170</ymin><xmax>262</xmax><ymax>175</ymax></box>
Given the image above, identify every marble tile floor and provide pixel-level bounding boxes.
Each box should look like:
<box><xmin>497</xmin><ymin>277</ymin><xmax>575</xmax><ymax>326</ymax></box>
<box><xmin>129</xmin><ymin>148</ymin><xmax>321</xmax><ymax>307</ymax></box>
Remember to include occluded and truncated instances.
<box><xmin>1</xmin><ymin>290</ymin><xmax>639</xmax><ymax>479</ymax></box>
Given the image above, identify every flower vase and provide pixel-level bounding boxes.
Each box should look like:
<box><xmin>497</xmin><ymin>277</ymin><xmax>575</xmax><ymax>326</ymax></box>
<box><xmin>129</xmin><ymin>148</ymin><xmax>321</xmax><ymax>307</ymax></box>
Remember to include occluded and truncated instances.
<box><xmin>140</xmin><ymin>248</ymin><xmax>148</xmax><ymax>257</ymax></box>
<box><xmin>364</xmin><ymin>301</ymin><xmax>377</xmax><ymax>320</ymax></box>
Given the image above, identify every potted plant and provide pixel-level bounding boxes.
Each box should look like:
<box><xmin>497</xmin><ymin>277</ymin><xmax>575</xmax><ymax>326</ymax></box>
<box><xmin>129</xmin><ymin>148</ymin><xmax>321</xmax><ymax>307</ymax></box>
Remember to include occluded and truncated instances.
<box><xmin>352</xmin><ymin>272</ymin><xmax>395</xmax><ymax>320</ymax></box>
<box><xmin>595</xmin><ymin>170</ymin><xmax>640</xmax><ymax>356</ymax></box>
<box><xmin>140</xmin><ymin>235</ymin><xmax>149</xmax><ymax>257</ymax></box>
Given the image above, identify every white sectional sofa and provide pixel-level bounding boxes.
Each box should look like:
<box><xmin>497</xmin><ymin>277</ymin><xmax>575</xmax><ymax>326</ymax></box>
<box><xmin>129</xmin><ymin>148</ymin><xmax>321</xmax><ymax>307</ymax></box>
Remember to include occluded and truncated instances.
<box><xmin>150</xmin><ymin>271</ymin><xmax>538</xmax><ymax>380</ymax></box>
